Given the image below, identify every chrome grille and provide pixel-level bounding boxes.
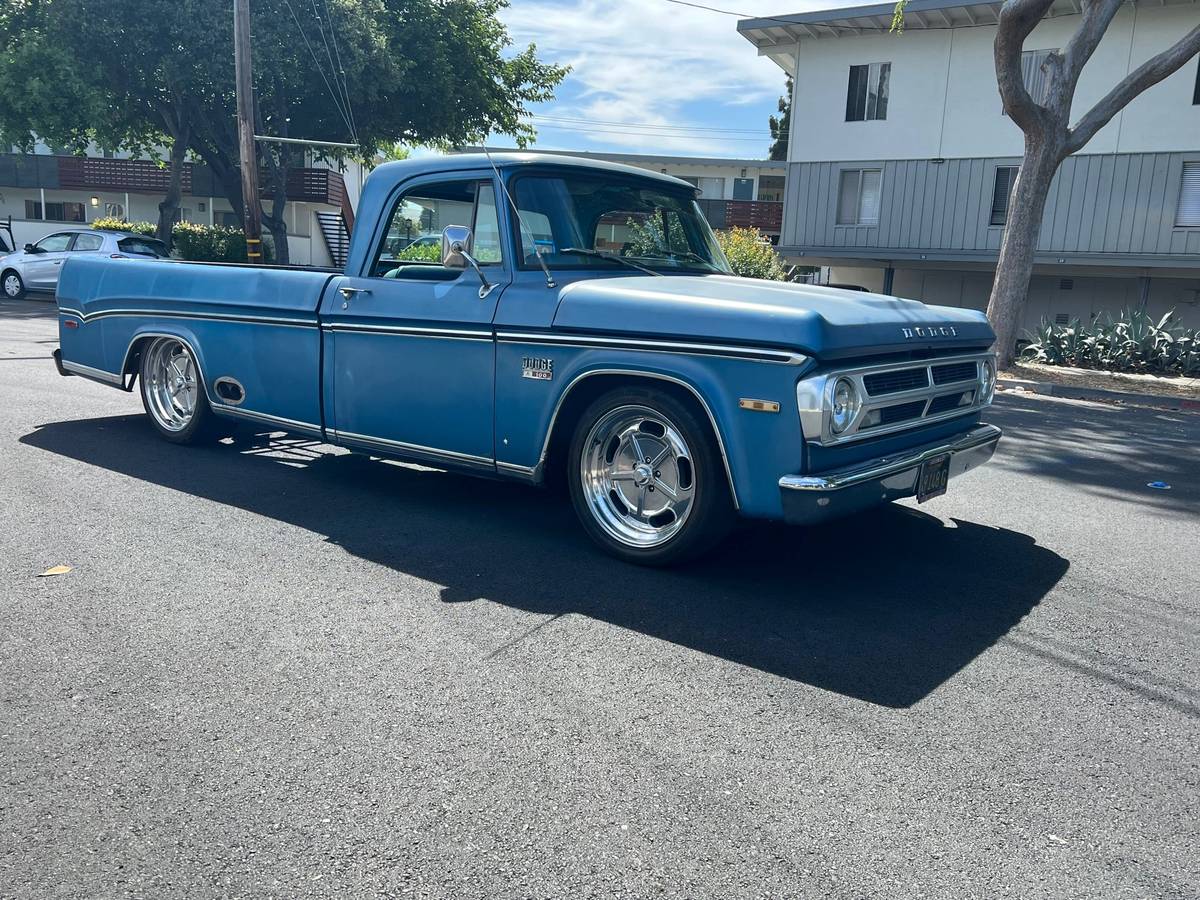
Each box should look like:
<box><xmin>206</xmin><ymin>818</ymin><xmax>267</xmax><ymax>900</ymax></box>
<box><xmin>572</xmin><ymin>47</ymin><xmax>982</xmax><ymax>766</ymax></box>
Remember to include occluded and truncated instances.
<box><xmin>932</xmin><ymin>361</ymin><xmax>978</xmax><ymax>385</ymax></box>
<box><xmin>795</xmin><ymin>352</ymin><xmax>995</xmax><ymax>446</ymax></box>
<box><xmin>863</xmin><ymin>367</ymin><xmax>929</xmax><ymax>396</ymax></box>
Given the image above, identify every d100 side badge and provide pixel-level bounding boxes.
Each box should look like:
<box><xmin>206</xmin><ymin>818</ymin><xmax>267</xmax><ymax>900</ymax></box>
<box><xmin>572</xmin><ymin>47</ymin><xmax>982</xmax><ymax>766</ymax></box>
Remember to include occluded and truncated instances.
<box><xmin>522</xmin><ymin>356</ymin><xmax>554</xmax><ymax>380</ymax></box>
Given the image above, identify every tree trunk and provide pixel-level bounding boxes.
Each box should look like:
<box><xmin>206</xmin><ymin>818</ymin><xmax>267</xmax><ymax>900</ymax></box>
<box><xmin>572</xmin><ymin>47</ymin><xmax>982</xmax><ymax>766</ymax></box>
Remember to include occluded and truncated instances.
<box><xmin>985</xmin><ymin>138</ymin><xmax>1060</xmax><ymax>368</ymax></box>
<box><xmin>156</xmin><ymin>130</ymin><xmax>189</xmax><ymax>247</ymax></box>
<box><xmin>260</xmin><ymin>144</ymin><xmax>291</xmax><ymax>266</ymax></box>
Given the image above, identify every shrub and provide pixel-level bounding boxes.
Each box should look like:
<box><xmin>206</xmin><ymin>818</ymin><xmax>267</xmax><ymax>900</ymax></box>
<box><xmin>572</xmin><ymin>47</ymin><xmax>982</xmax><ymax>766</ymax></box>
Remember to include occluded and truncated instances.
<box><xmin>714</xmin><ymin>227</ymin><xmax>787</xmax><ymax>281</ymax></box>
<box><xmin>1020</xmin><ymin>307</ymin><xmax>1200</xmax><ymax>376</ymax></box>
<box><xmin>85</xmin><ymin>218</ymin><xmax>271</xmax><ymax>263</ymax></box>
<box><xmin>90</xmin><ymin>216</ymin><xmax>154</xmax><ymax>235</ymax></box>
<box><xmin>395</xmin><ymin>241</ymin><xmax>441</xmax><ymax>262</ymax></box>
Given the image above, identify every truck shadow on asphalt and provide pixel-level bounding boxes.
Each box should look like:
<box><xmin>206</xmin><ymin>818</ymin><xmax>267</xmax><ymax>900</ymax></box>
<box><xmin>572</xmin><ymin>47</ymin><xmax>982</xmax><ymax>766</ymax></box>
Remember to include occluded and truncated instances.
<box><xmin>22</xmin><ymin>415</ymin><xmax>1069</xmax><ymax>708</ymax></box>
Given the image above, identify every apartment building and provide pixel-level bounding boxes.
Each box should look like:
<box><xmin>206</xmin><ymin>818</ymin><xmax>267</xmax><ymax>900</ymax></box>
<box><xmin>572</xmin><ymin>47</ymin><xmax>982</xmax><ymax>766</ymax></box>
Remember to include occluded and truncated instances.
<box><xmin>738</xmin><ymin>0</ymin><xmax>1200</xmax><ymax>329</ymax></box>
<box><xmin>0</xmin><ymin>142</ymin><xmax>362</xmax><ymax>266</ymax></box>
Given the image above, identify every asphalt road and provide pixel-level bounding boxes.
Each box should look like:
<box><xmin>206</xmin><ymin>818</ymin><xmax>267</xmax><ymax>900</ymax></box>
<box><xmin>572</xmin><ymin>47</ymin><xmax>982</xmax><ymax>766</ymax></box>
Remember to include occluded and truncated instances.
<box><xmin>2</xmin><ymin>297</ymin><xmax>1198</xmax><ymax>899</ymax></box>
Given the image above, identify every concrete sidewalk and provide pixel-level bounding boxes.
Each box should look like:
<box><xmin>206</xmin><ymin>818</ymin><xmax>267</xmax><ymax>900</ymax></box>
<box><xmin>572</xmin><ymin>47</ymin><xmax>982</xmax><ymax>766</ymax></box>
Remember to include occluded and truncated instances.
<box><xmin>998</xmin><ymin>375</ymin><xmax>1200</xmax><ymax>412</ymax></box>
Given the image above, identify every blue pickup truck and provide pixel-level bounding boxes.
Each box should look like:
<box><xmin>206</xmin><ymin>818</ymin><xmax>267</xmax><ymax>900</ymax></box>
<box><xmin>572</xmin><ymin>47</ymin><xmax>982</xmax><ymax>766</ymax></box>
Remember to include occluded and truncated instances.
<box><xmin>54</xmin><ymin>153</ymin><xmax>1001</xmax><ymax>564</ymax></box>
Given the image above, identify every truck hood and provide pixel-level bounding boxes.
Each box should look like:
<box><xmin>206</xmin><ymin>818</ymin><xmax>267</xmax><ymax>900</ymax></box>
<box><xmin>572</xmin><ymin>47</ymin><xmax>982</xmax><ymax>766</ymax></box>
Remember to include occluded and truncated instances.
<box><xmin>551</xmin><ymin>275</ymin><xmax>995</xmax><ymax>361</ymax></box>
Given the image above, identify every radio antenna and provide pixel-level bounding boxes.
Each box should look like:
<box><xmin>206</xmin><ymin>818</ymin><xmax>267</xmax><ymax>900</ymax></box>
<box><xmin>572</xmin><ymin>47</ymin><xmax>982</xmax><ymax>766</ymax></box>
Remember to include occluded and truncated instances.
<box><xmin>480</xmin><ymin>143</ymin><xmax>555</xmax><ymax>290</ymax></box>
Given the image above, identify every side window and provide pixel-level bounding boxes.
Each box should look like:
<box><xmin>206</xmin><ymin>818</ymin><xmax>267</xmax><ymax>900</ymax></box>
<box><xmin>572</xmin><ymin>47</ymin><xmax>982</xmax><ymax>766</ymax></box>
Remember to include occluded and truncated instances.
<box><xmin>372</xmin><ymin>179</ymin><xmax>502</xmax><ymax>278</ymax></box>
<box><xmin>990</xmin><ymin>166</ymin><xmax>1019</xmax><ymax>226</ymax></box>
<box><xmin>35</xmin><ymin>233</ymin><xmax>74</xmax><ymax>252</ymax></box>
<box><xmin>71</xmin><ymin>233</ymin><xmax>104</xmax><ymax>251</ymax></box>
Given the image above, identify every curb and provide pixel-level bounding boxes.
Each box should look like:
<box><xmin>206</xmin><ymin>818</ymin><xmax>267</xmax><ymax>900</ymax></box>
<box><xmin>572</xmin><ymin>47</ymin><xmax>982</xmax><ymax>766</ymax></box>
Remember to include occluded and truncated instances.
<box><xmin>998</xmin><ymin>377</ymin><xmax>1200</xmax><ymax>412</ymax></box>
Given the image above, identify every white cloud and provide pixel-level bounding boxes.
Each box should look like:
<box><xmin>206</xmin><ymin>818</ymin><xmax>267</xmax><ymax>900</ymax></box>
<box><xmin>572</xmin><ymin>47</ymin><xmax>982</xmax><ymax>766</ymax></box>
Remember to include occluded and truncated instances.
<box><xmin>499</xmin><ymin>0</ymin><xmax>803</xmax><ymax>156</ymax></box>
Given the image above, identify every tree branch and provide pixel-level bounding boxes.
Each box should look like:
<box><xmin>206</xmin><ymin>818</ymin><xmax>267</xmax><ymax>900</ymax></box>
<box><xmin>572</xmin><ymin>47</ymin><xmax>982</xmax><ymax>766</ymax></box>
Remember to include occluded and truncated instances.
<box><xmin>1065</xmin><ymin>24</ymin><xmax>1200</xmax><ymax>154</ymax></box>
<box><xmin>1061</xmin><ymin>0</ymin><xmax>1123</xmax><ymax>86</ymax></box>
<box><xmin>995</xmin><ymin>0</ymin><xmax>1058</xmax><ymax>133</ymax></box>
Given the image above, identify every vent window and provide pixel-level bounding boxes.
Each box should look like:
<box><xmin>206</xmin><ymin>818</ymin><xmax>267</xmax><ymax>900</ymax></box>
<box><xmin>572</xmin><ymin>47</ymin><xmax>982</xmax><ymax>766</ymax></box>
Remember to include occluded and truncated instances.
<box><xmin>1177</xmin><ymin>161</ymin><xmax>1200</xmax><ymax>227</ymax></box>
<box><xmin>990</xmin><ymin>166</ymin><xmax>1018</xmax><ymax>226</ymax></box>
<box><xmin>1054</xmin><ymin>313</ymin><xmax>1070</xmax><ymax>325</ymax></box>
<box><xmin>1059</xmin><ymin>278</ymin><xmax>1074</xmax><ymax>290</ymax></box>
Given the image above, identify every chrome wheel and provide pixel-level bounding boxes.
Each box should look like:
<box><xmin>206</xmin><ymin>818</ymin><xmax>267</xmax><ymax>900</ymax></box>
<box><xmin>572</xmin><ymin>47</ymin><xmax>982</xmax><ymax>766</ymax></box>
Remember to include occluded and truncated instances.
<box><xmin>143</xmin><ymin>338</ymin><xmax>199</xmax><ymax>432</ymax></box>
<box><xmin>3</xmin><ymin>273</ymin><xmax>21</xmax><ymax>298</ymax></box>
<box><xmin>580</xmin><ymin>404</ymin><xmax>696</xmax><ymax>548</ymax></box>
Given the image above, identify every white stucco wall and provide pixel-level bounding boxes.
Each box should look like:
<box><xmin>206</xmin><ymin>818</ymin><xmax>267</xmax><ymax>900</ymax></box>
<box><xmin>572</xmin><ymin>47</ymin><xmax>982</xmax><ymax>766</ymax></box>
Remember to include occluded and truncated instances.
<box><xmin>787</xmin><ymin>3</ymin><xmax>1200</xmax><ymax>163</ymax></box>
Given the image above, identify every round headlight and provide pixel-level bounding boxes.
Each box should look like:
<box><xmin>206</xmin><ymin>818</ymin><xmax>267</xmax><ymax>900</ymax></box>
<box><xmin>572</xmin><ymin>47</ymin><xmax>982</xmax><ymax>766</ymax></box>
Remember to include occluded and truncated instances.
<box><xmin>981</xmin><ymin>359</ymin><xmax>996</xmax><ymax>403</ymax></box>
<box><xmin>830</xmin><ymin>377</ymin><xmax>861</xmax><ymax>434</ymax></box>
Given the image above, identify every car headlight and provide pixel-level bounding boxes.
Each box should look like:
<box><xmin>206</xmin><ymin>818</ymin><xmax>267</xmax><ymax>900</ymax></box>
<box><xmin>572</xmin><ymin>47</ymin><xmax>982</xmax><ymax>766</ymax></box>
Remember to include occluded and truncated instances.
<box><xmin>981</xmin><ymin>359</ymin><xmax>996</xmax><ymax>404</ymax></box>
<box><xmin>829</xmin><ymin>377</ymin><xmax>861</xmax><ymax>434</ymax></box>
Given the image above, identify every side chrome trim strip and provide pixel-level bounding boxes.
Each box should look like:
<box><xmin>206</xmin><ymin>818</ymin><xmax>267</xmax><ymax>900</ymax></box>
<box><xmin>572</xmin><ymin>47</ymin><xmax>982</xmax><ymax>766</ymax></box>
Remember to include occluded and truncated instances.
<box><xmin>336</xmin><ymin>430</ymin><xmax>494</xmax><ymax>469</ymax></box>
<box><xmin>495</xmin><ymin>460</ymin><xmax>537</xmax><ymax>477</ymax></box>
<box><xmin>533</xmin><ymin>368</ymin><xmax>741</xmax><ymax>511</ymax></box>
<box><xmin>214</xmin><ymin>405</ymin><xmax>324</xmax><ymax>435</ymax></box>
<box><xmin>780</xmin><ymin>424</ymin><xmax>1002</xmax><ymax>492</ymax></box>
<box><xmin>59</xmin><ymin>307</ymin><xmax>317</xmax><ymax>328</ymax></box>
<box><xmin>321</xmin><ymin>322</ymin><xmax>492</xmax><ymax>341</ymax></box>
<box><xmin>497</xmin><ymin>331</ymin><xmax>807</xmax><ymax>366</ymax></box>
<box><xmin>60</xmin><ymin>359</ymin><xmax>124</xmax><ymax>386</ymax></box>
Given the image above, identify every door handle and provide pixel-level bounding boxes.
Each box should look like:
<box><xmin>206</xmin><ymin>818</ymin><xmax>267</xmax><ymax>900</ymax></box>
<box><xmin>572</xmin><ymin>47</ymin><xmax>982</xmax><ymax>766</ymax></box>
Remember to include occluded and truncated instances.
<box><xmin>338</xmin><ymin>286</ymin><xmax>371</xmax><ymax>308</ymax></box>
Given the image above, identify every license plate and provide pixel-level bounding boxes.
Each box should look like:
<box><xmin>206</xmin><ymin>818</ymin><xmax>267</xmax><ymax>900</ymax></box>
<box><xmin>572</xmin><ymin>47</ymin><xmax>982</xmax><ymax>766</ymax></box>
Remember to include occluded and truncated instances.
<box><xmin>916</xmin><ymin>454</ymin><xmax>950</xmax><ymax>503</ymax></box>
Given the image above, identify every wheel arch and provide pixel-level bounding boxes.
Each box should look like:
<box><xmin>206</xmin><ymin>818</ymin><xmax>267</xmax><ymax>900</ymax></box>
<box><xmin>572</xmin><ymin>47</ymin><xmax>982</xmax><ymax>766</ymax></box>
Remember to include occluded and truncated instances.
<box><xmin>540</xmin><ymin>369</ymin><xmax>740</xmax><ymax>510</ymax></box>
<box><xmin>121</xmin><ymin>330</ymin><xmax>216</xmax><ymax>405</ymax></box>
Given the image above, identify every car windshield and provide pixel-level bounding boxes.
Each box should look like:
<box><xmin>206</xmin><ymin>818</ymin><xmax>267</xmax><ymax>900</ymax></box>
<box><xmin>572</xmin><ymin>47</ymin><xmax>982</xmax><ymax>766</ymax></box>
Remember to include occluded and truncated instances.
<box><xmin>512</xmin><ymin>175</ymin><xmax>731</xmax><ymax>274</ymax></box>
<box><xmin>117</xmin><ymin>236</ymin><xmax>169</xmax><ymax>258</ymax></box>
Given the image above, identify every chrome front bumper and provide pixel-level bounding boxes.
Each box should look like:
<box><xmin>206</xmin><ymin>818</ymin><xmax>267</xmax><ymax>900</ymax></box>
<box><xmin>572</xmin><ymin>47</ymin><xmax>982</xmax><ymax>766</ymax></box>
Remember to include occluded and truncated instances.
<box><xmin>779</xmin><ymin>423</ymin><xmax>1002</xmax><ymax>525</ymax></box>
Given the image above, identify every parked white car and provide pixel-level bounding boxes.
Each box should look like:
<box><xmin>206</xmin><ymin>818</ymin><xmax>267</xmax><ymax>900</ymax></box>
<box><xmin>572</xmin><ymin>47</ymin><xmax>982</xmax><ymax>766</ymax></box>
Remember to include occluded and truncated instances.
<box><xmin>1</xmin><ymin>228</ymin><xmax>169</xmax><ymax>300</ymax></box>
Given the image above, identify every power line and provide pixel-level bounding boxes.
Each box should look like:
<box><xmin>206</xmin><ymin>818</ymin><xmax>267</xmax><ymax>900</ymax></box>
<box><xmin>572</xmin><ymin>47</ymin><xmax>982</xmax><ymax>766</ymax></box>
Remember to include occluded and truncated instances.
<box><xmin>662</xmin><ymin>0</ymin><xmax>1083</xmax><ymax>33</ymax></box>
<box><xmin>280</xmin><ymin>0</ymin><xmax>356</xmax><ymax>142</ymax></box>
<box><xmin>531</xmin><ymin>114</ymin><xmax>770</xmax><ymax>135</ymax></box>
<box><xmin>528</xmin><ymin>122</ymin><xmax>770</xmax><ymax>143</ymax></box>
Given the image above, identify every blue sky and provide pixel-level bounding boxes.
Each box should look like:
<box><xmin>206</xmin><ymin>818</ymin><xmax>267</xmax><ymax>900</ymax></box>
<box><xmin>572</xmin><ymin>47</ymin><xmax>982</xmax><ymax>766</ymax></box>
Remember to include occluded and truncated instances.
<box><xmin>494</xmin><ymin>0</ymin><xmax>824</xmax><ymax>159</ymax></box>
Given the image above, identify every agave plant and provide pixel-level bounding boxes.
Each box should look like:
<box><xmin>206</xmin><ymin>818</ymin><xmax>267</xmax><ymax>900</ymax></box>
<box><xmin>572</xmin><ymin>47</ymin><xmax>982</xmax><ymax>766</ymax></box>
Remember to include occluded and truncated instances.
<box><xmin>1020</xmin><ymin>307</ymin><xmax>1197</xmax><ymax>376</ymax></box>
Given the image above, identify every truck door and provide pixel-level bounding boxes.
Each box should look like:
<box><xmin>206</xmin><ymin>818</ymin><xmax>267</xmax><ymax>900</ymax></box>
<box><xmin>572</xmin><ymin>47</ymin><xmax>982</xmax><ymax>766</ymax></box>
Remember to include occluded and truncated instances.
<box><xmin>320</xmin><ymin>172</ymin><xmax>507</xmax><ymax>469</ymax></box>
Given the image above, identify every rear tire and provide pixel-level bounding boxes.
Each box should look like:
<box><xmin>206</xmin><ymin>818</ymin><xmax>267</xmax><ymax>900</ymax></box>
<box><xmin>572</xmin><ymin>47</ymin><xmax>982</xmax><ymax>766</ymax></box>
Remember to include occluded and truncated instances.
<box><xmin>2</xmin><ymin>270</ymin><xmax>24</xmax><ymax>300</ymax></box>
<box><xmin>567</xmin><ymin>386</ymin><xmax>734</xmax><ymax>566</ymax></box>
<box><xmin>139</xmin><ymin>337</ymin><xmax>216</xmax><ymax>444</ymax></box>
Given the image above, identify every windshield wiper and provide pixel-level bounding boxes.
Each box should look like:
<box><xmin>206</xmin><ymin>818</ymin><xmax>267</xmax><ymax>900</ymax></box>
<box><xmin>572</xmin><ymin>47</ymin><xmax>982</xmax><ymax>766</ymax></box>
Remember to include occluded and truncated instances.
<box><xmin>559</xmin><ymin>247</ymin><xmax>662</xmax><ymax>277</ymax></box>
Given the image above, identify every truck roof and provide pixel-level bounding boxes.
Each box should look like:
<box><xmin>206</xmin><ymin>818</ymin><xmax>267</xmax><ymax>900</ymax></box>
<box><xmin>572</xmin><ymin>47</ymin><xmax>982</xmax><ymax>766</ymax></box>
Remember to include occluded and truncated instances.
<box><xmin>368</xmin><ymin>152</ymin><xmax>697</xmax><ymax>193</ymax></box>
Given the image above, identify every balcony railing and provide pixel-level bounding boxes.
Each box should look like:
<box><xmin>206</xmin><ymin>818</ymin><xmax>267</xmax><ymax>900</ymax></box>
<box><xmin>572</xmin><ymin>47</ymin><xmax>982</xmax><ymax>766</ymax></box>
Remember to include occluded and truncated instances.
<box><xmin>697</xmin><ymin>198</ymin><xmax>783</xmax><ymax>234</ymax></box>
<box><xmin>1</xmin><ymin>153</ymin><xmax>349</xmax><ymax>215</ymax></box>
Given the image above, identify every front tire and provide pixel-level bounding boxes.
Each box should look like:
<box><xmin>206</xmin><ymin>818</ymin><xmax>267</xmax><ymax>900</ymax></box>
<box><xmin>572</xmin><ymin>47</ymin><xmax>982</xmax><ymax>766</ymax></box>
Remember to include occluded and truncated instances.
<box><xmin>567</xmin><ymin>387</ymin><xmax>734</xmax><ymax>566</ymax></box>
<box><xmin>139</xmin><ymin>337</ymin><xmax>216</xmax><ymax>444</ymax></box>
<box><xmin>2</xmin><ymin>270</ymin><xmax>24</xmax><ymax>300</ymax></box>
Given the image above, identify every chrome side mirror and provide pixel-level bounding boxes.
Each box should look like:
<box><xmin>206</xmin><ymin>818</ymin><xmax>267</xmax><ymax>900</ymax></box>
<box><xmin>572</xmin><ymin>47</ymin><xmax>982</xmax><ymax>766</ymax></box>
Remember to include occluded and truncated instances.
<box><xmin>440</xmin><ymin>224</ymin><xmax>471</xmax><ymax>269</ymax></box>
<box><xmin>440</xmin><ymin>225</ymin><xmax>496</xmax><ymax>299</ymax></box>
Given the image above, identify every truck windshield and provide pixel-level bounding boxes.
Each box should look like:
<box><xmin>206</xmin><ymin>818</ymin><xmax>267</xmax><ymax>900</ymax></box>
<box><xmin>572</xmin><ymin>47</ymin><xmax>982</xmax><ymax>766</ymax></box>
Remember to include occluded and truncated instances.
<box><xmin>512</xmin><ymin>175</ymin><xmax>731</xmax><ymax>275</ymax></box>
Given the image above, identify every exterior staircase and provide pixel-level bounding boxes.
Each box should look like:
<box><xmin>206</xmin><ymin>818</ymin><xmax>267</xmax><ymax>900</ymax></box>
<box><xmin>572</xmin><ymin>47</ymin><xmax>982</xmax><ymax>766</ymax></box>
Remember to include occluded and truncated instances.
<box><xmin>315</xmin><ymin>210</ymin><xmax>351</xmax><ymax>268</ymax></box>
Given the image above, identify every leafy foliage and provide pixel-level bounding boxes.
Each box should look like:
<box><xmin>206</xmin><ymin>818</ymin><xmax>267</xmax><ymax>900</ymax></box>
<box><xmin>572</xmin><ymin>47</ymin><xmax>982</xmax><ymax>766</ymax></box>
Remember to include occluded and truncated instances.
<box><xmin>395</xmin><ymin>241</ymin><xmax>441</xmax><ymax>262</ymax></box>
<box><xmin>714</xmin><ymin>228</ymin><xmax>787</xmax><ymax>281</ymax></box>
<box><xmin>89</xmin><ymin>217</ymin><xmax>272</xmax><ymax>263</ymax></box>
<box><xmin>1020</xmin><ymin>307</ymin><xmax>1200</xmax><ymax>376</ymax></box>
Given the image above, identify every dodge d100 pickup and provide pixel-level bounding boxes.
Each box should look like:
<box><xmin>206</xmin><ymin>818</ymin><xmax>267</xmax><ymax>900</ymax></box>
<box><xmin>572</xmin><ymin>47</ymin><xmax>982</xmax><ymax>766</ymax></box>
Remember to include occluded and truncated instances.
<box><xmin>54</xmin><ymin>152</ymin><xmax>1001</xmax><ymax>565</ymax></box>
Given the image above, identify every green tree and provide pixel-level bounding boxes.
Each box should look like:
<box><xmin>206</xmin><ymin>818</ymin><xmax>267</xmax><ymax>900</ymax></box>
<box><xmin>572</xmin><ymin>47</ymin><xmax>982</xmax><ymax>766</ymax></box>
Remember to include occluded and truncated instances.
<box><xmin>715</xmin><ymin>227</ymin><xmax>788</xmax><ymax>281</ymax></box>
<box><xmin>0</xmin><ymin>0</ymin><xmax>566</xmax><ymax>262</ymax></box>
<box><xmin>768</xmin><ymin>77</ymin><xmax>791</xmax><ymax>162</ymax></box>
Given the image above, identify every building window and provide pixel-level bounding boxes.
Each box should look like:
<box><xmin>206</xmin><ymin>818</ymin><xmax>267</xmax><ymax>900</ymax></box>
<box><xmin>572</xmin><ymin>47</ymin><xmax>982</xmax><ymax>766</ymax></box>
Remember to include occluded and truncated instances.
<box><xmin>990</xmin><ymin>166</ymin><xmax>1018</xmax><ymax>225</ymax></box>
<box><xmin>1022</xmin><ymin>50</ymin><xmax>1054</xmax><ymax>105</ymax></box>
<box><xmin>837</xmin><ymin>168</ymin><xmax>882</xmax><ymax>225</ymax></box>
<box><xmin>846</xmin><ymin>63</ymin><xmax>890</xmax><ymax>121</ymax></box>
<box><xmin>1194</xmin><ymin>60</ymin><xmax>1199</xmax><ymax>105</ymax></box>
<box><xmin>24</xmin><ymin>200</ymin><xmax>86</xmax><ymax>222</ymax></box>
<box><xmin>1176</xmin><ymin>161</ymin><xmax>1200</xmax><ymax>226</ymax></box>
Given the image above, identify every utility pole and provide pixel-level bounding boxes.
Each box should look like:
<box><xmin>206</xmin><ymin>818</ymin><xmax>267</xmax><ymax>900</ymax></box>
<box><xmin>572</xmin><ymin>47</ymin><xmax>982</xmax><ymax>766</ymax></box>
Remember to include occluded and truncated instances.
<box><xmin>233</xmin><ymin>0</ymin><xmax>263</xmax><ymax>262</ymax></box>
